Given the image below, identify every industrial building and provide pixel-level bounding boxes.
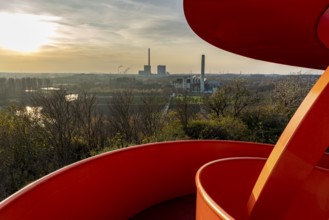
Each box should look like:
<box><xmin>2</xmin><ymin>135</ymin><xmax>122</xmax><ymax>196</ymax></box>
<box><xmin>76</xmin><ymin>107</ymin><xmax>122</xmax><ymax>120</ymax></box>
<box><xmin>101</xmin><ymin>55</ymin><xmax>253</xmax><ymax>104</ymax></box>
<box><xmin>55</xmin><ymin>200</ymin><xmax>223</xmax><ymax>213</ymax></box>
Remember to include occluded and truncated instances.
<box><xmin>173</xmin><ymin>75</ymin><xmax>203</xmax><ymax>92</ymax></box>
<box><xmin>138</xmin><ymin>48</ymin><xmax>168</xmax><ymax>76</ymax></box>
<box><xmin>138</xmin><ymin>48</ymin><xmax>152</xmax><ymax>76</ymax></box>
<box><xmin>173</xmin><ymin>54</ymin><xmax>218</xmax><ymax>93</ymax></box>
<box><xmin>157</xmin><ymin>65</ymin><xmax>167</xmax><ymax>76</ymax></box>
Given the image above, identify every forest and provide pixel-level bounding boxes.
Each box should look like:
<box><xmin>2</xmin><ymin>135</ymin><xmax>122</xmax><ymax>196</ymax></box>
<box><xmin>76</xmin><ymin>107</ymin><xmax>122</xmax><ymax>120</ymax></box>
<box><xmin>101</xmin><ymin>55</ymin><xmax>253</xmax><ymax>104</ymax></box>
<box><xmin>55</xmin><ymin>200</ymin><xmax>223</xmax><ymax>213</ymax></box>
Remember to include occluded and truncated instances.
<box><xmin>0</xmin><ymin>73</ymin><xmax>318</xmax><ymax>200</ymax></box>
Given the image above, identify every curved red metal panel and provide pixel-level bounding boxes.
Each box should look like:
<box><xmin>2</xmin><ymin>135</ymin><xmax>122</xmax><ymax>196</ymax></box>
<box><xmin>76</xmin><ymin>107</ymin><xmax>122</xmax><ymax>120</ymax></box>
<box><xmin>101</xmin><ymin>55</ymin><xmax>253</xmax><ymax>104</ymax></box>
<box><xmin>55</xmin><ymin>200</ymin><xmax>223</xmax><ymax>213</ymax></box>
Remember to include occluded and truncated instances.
<box><xmin>184</xmin><ymin>0</ymin><xmax>329</xmax><ymax>217</ymax></box>
<box><xmin>196</xmin><ymin>158</ymin><xmax>267</xmax><ymax>220</ymax></box>
<box><xmin>184</xmin><ymin>0</ymin><xmax>329</xmax><ymax>69</ymax></box>
<box><xmin>317</xmin><ymin>153</ymin><xmax>329</xmax><ymax>169</ymax></box>
<box><xmin>247</xmin><ymin>67</ymin><xmax>329</xmax><ymax>219</ymax></box>
<box><xmin>317</xmin><ymin>6</ymin><xmax>329</xmax><ymax>49</ymax></box>
<box><xmin>0</xmin><ymin>141</ymin><xmax>272</xmax><ymax>220</ymax></box>
<box><xmin>284</xmin><ymin>167</ymin><xmax>329</xmax><ymax>219</ymax></box>
<box><xmin>2</xmin><ymin>1</ymin><xmax>329</xmax><ymax>218</ymax></box>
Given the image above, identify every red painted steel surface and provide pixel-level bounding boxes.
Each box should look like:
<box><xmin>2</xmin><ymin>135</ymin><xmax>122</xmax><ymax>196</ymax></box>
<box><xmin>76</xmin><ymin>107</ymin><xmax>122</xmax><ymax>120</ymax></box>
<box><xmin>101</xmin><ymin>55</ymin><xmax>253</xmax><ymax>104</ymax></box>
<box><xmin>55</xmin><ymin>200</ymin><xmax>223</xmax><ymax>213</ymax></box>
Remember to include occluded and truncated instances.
<box><xmin>247</xmin><ymin>67</ymin><xmax>329</xmax><ymax>219</ymax></box>
<box><xmin>195</xmin><ymin>156</ymin><xmax>329</xmax><ymax>219</ymax></box>
<box><xmin>0</xmin><ymin>141</ymin><xmax>272</xmax><ymax>220</ymax></box>
<box><xmin>2</xmin><ymin>0</ymin><xmax>329</xmax><ymax>219</ymax></box>
<box><xmin>318</xmin><ymin>7</ymin><xmax>329</xmax><ymax>49</ymax></box>
<box><xmin>196</xmin><ymin>158</ymin><xmax>267</xmax><ymax>220</ymax></box>
<box><xmin>193</xmin><ymin>68</ymin><xmax>329</xmax><ymax>220</ymax></box>
<box><xmin>184</xmin><ymin>0</ymin><xmax>329</xmax><ymax>218</ymax></box>
<box><xmin>317</xmin><ymin>153</ymin><xmax>329</xmax><ymax>169</ymax></box>
<box><xmin>184</xmin><ymin>0</ymin><xmax>329</xmax><ymax>70</ymax></box>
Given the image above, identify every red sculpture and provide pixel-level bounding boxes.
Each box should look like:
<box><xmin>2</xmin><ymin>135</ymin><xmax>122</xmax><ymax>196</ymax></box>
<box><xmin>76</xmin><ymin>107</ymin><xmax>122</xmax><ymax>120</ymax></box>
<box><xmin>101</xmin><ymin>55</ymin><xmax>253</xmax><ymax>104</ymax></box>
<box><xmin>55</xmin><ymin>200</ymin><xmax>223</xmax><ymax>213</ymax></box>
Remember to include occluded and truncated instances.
<box><xmin>1</xmin><ymin>0</ymin><xmax>329</xmax><ymax>219</ymax></box>
<box><xmin>185</xmin><ymin>0</ymin><xmax>329</xmax><ymax>218</ymax></box>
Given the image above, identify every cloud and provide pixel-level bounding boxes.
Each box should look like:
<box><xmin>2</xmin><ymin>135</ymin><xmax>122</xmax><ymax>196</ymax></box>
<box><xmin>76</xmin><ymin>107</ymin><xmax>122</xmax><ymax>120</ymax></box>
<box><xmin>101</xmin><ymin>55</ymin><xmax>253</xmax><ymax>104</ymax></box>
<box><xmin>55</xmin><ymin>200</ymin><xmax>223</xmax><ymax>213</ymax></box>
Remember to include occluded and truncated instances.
<box><xmin>0</xmin><ymin>0</ymin><xmax>320</xmax><ymax>74</ymax></box>
<box><xmin>3</xmin><ymin>0</ymin><xmax>188</xmax><ymax>51</ymax></box>
<box><xmin>0</xmin><ymin>0</ymin><xmax>190</xmax><ymax>50</ymax></box>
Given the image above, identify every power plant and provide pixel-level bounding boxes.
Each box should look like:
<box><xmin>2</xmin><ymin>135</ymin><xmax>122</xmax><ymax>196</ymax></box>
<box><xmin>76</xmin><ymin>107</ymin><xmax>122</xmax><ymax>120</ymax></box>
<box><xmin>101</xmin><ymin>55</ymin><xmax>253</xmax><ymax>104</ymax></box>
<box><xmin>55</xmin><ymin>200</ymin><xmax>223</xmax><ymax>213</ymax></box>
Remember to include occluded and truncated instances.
<box><xmin>138</xmin><ymin>48</ymin><xmax>152</xmax><ymax>75</ymax></box>
<box><xmin>173</xmin><ymin>54</ymin><xmax>212</xmax><ymax>93</ymax></box>
<box><xmin>137</xmin><ymin>50</ymin><xmax>215</xmax><ymax>93</ymax></box>
<box><xmin>138</xmin><ymin>48</ymin><xmax>167</xmax><ymax>76</ymax></box>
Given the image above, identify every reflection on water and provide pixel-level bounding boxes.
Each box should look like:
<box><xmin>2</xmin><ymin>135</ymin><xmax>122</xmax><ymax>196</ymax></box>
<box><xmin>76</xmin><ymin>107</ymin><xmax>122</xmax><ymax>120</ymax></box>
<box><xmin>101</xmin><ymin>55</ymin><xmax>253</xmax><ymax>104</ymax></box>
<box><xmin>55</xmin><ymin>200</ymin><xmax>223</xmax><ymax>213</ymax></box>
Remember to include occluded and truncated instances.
<box><xmin>65</xmin><ymin>94</ymin><xmax>78</xmax><ymax>102</ymax></box>
<box><xmin>24</xmin><ymin>89</ymin><xmax>37</xmax><ymax>93</ymax></box>
<box><xmin>41</xmin><ymin>87</ymin><xmax>60</xmax><ymax>91</ymax></box>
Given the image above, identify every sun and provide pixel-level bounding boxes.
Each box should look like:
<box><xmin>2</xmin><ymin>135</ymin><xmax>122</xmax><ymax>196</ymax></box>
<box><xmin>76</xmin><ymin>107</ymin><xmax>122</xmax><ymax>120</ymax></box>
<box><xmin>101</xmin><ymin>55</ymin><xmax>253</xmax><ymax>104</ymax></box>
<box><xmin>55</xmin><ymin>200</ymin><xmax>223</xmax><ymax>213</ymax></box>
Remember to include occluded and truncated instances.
<box><xmin>0</xmin><ymin>12</ymin><xmax>59</xmax><ymax>53</ymax></box>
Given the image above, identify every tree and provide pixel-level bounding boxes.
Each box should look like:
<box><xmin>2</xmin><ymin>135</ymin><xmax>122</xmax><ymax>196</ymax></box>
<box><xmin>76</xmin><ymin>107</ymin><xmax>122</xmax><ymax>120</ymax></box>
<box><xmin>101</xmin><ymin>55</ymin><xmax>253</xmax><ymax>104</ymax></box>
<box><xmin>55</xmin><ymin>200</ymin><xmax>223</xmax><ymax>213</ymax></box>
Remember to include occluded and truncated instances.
<box><xmin>231</xmin><ymin>79</ymin><xmax>259</xmax><ymax>117</ymax></box>
<box><xmin>241</xmin><ymin>105</ymin><xmax>289</xmax><ymax>144</ymax></box>
<box><xmin>204</xmin><ymin>79</ymin><xmax>259</xmax><ymax>118</ymax></box>
<box><xmin>174</xmin><ymin>92</ymin><xmax>197</xmax><ymax>131</ymax></box>
<box><xmin>272</xmin><ymin>75</ymin><xmax>313</xmax><ymax>118</ymax></box>
<box><xmin>0</xmin><ymin>90</ymin><xmax>108</xmax><ymax>200</ymax></box>
<box><xmin>31</xmin><ymin>89</ymin><xmax>102</xmax><ymax>168</ymax></box>
<box><xmin>108</xmin><ymin>90</ymin><xmax>139</xmax><ymax>147</ymax></box>
<box><xmin>73</xmin><ymin>92</ymin><xmax>106</xmax><ymax>151</ymax></box>
<box><xmin>204</xmin><ymin>85</ymin><xmax>231</xmax><ymax>117</ymax></box>
<box><xmin>0</xmin><ymin>106</ymin><xmax>50</xmax><ymax>200</ymax></box>
<box><xmin>138</xmin><ymin>91</ymin><xmax>164</xmax><ymax>141</ymax></box>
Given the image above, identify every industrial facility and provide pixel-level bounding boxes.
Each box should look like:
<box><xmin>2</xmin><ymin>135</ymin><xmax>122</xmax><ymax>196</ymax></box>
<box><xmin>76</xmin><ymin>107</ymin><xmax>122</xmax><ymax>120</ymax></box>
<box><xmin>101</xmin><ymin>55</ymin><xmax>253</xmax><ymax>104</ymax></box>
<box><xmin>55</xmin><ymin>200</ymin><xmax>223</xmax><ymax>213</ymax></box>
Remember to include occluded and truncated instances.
<box><xmin>138</xmin><ymin>48</ymin><xmax>168</xmax><ymax>76</ymax></box>
<box><xmin>173</xmin><ymin>54</ymin><xmax>218</xmax><ymax>93</ymax></box>
<box><xmin>137</xmin><ymin>50</ymin><xmax>218</xmax><ymax>93</ymax></box>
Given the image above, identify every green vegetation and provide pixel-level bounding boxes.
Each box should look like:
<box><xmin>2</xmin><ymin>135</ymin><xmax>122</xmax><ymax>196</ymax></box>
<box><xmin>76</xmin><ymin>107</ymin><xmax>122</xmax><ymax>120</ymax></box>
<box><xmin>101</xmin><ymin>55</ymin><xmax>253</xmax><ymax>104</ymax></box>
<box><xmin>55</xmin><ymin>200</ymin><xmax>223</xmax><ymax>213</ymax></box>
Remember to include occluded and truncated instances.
<box><xmin>0</xmin><ymin>73</ymin><xmax>317</xmax><ymax>200</ymax></box>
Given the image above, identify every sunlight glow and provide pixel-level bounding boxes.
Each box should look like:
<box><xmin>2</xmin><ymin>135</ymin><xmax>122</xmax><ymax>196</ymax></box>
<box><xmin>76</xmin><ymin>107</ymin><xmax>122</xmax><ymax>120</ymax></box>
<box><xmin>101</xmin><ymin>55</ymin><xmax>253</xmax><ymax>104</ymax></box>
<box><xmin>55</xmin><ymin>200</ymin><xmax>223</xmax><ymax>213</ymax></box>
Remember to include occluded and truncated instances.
<box><xmin>0</xmin><ymin>13</ymin><xmax>59</xmax><ymax>53</ymax></box>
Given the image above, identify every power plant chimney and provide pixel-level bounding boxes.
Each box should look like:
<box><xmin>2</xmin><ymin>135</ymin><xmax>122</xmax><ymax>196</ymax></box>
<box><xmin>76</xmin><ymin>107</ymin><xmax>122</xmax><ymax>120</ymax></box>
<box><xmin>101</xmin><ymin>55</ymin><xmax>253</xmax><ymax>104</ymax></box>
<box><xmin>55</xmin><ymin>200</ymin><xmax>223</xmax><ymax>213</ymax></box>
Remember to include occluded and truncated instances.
<box><xmin>201</xmin><ymin>54</ymin><xmax>205</xmax><ymax>92</ymax></box>
<box><xmin>148</xmin><ymin>48</ymin><xmax>150</xmax><ymax>66</ymax></box>
<box><xmin>138</xmin><ymin>48</ymin><xmax>152</xmax><ymax>75</ymax></box>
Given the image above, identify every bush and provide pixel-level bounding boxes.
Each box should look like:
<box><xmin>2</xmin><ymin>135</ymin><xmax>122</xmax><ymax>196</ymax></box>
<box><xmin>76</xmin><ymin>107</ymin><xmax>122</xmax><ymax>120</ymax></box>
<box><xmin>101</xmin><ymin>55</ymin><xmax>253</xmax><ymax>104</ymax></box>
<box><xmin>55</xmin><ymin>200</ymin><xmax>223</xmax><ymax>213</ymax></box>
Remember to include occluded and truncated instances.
<box><xmin>241</xmin><ymin>106</ymin><xmax>289</xmax><ymax>143</ymax></box>
<box><xmin>186</xmin><ymin>120</ymin><xmax>223</xmax><ymax>139</ymax></box>
<box><xmin>186</xmin><ymin>117</ymin><xmax>248</xmax><ymax>140</ymax></box>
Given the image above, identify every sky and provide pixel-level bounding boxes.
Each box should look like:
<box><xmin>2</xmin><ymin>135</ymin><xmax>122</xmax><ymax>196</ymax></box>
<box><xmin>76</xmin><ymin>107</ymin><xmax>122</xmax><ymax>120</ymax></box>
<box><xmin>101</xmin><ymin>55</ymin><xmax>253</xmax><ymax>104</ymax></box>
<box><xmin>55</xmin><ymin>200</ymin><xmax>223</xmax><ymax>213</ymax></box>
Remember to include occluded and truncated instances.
<box><xmin>0</xmin><ymin>0</ymin><xmax>323</xmax><ymax>74</ymax></box>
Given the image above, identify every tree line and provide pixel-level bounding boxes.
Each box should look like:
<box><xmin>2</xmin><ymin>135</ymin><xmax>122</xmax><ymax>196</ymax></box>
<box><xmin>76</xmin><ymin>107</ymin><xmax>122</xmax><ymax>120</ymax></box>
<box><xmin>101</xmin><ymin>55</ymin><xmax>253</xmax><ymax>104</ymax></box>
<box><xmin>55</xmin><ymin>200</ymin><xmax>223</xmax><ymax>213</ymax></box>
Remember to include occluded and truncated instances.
<box><xmin>0</xmin><ymin>75</ymin><xmax>315</xmax><ymax>200</ymax></box>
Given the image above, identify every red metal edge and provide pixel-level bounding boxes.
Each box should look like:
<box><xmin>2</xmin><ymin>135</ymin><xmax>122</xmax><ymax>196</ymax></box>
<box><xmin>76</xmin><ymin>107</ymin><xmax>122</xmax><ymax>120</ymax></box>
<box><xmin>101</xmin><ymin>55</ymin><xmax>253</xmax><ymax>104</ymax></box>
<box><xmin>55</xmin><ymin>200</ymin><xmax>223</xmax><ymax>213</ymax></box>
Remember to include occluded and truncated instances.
<box><xmin>0</xmin><ymin>140</ymin><xmax>273</xmax><ymax>220</ymax></box>
<box><xmin>196</xmin><ymin>158</ymin><xmax>267</xmax><ymax>220</ymax></box>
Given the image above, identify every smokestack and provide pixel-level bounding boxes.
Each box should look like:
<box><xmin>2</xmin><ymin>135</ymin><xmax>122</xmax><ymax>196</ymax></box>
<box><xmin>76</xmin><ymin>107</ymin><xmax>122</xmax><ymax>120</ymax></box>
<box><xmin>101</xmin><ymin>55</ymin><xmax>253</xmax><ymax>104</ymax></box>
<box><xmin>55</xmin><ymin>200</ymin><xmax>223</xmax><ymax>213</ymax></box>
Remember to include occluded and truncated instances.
<box><xmin>148</xmin><ymin>48</ymin><xmax>150</xmax><ymax>66</ymax></box>
<box><xmin>201</xmin><ymin>54</ymin><xmax>205</xmax><ymax>92</ymax></box>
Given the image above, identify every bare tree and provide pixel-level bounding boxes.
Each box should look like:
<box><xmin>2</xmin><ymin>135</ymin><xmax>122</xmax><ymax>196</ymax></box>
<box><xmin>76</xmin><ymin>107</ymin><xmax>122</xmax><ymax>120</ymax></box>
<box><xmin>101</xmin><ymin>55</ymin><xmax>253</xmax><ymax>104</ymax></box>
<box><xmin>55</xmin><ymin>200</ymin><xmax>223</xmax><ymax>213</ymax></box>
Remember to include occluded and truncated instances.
<box><xmin>32</xmin><ymin>89</ymin><xmax>104</xmax><ymax>167</ymax></box>
<box><xmin>32</xmin><ymin>89</ymin><xmax>79</xmax><ymax>167</ymax></box>
<box><xmin>108</xmin><ymin>90</ymin><xmax>139</xmax><ymax>147</ymax></box>
<box><xmin>73</xmin><ymin>92</ymin><xmax>106</xmax><ymax>151</ymax></box>
<box><xmin>174</xmin><ymin>92</ymin><xmax>196</xmax><ymax>131</ymax></box>
<box><xmin>204</xmin><ymin>85</ymin><xmax>231</xmax><ymax>117</ymax></box>
<box><xmin>272</xmin><ymin>75</ymin><xmax>313</xmax><ymax>117</ymax></box>
<box><xmin>231</xmin><ymin>80</ymin><xmax>259</xmax><ymax>117</ymax></box>
<box><xmin>205</xmin><ymin>80</ymin><xmax>258</xmax><ymax>118</ymax></box>
<box><xmin>138</xmin><ymin>91</ymin><xmax>164</xmax><ymax>141</ymax></box>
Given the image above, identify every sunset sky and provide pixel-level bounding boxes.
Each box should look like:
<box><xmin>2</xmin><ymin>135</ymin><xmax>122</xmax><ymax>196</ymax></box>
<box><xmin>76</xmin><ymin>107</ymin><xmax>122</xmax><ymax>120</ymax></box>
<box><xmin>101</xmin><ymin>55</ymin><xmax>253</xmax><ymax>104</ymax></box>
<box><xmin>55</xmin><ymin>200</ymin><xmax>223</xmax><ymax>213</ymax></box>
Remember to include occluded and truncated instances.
<box><xmin>0</xmin><ymin>0</ymin><xmax>322</xmax><ymax>74</ymax></box>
